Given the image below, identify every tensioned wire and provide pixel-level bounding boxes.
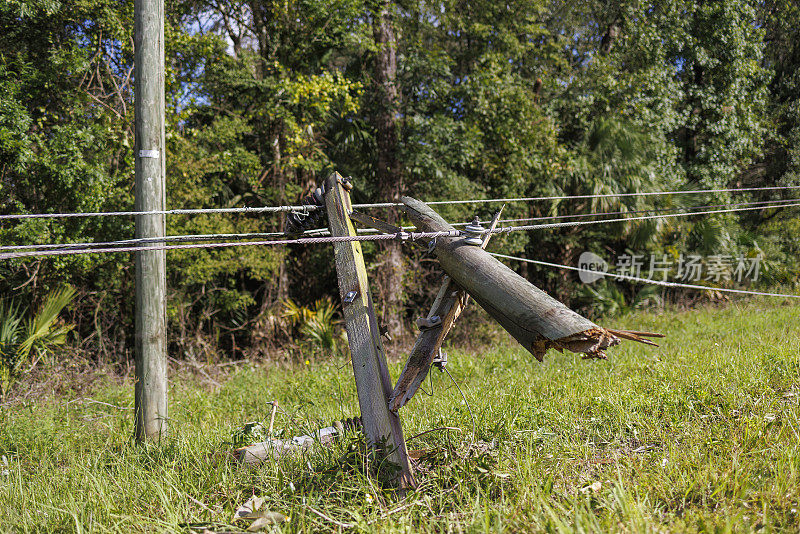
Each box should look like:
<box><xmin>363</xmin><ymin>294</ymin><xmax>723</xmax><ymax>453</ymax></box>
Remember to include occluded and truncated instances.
<box><xmin>2</xmin><ymin>200</ymin><xmax>799</xmax><ymax>260</ymax></box>
<box><xmin>457</xmin><ymin>197</ymin><xmax>797</xmax><ymax>227</ymax></box>
<box><xmin>490</xmin><ymin>253</ymin><xmax>800</xmax><ymax>299</ymax></box>
<box><xmin>1</xmin><ymin>184</ymin><xmax>799</xmax><ymax>220</ymax></box>
<box><xmin>2</xmin><ymin>198</ymin><xmax>795</xmax><ymax>253</ymax></box>
<box><xmin>0</xmin><ymin>230</ymin><xmax>463</xmax><ymax>260</ymax></box>
<box><xmin>0</xmin><ymin>231</ymin><xmax>306</xmax><ymax>252</ymax></box>
<box><xmin>357</xmin><ymin>185</ymin><xmax>800</xmax><ymax>209</ymax></box>
<box><xmin>487</xmin><ymin>200</ymin><xmax>800</xmax><ymax>234</ymax></box>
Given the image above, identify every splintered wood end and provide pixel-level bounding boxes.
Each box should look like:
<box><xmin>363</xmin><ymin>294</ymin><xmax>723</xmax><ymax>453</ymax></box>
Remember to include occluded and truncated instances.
<box><xmin>606</xmin><ymin>328</ymin><xmax>664</xmax><ymax>347</ymax></box>
<box><xmin>546</xmin><ymin>326</ymin><xmax>664</xmax><ymax>360</ymax></box>
<box><xmin>554</xmin><ymin>327</ymin><xmax>620</xmax><ymax>359</ymax></box>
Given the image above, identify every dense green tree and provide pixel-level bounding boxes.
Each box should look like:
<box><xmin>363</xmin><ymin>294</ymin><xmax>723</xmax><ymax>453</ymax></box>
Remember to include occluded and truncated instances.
<box><xmin>755</xmin><ymin>0</ymin><xmax>800</xmax><ymax>187</ymax></box>
<box><xmin>0</xmin><ymin>0</ymin><xmax>136</xmax><ymax>354</ymax></box>
<box><xmin>1</xmin><ymin>0</ymin><xmax>797</xmax><ymax>363</ymax></box>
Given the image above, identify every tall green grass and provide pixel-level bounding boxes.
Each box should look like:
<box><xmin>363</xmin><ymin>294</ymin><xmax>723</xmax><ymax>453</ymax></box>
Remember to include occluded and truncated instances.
<box><xmin>0</xmin><ymin>300</ymin><xmax>798</xmax><ymax>532</ymax></box>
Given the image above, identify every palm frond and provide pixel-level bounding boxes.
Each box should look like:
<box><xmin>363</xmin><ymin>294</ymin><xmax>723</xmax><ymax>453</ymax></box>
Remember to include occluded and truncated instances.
<box><xmin>19</xmin><ymin>286</ymin><xmax>76</xmax><ymax>359</ymax></box>
<box><xmin>0</xmin><ymin>300</ymin><xmax>25</xmax><ymax>349</ymax></box>
<box><xmin>281</xmin><ymin>299</ymin><xmax>313</xmax><ymax>326</ymax></box>
<box><xmin>689</xmin><ymin>216</ymin><xmax>730</xmax><ymax>255</ymax></box>
<box><xmin>1</xmin><ymin>287</ymin><xmax>75</xmax><ymax>399</ymax></box>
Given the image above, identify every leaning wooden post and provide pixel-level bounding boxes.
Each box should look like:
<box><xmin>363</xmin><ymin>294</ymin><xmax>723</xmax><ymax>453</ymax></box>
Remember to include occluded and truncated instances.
<box><xmin>324</xmin><ymin>172</ymin><xmax>414</xmax><ymax>488</ymax></box>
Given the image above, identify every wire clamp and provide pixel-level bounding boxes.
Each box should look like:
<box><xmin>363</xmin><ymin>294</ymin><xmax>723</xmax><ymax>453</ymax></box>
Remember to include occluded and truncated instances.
<box><xmin>432</xmin><ymin>349</ymin><xmax>448</xmax><ymax>371</ymax></box>
<box><xmin>338</xmin><ymin>175</ymin><xmax>354</xmax><ymax>191</ymax></box>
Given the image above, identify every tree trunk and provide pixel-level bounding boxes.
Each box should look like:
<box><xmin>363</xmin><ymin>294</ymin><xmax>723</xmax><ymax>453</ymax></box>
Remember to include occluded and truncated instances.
<box><xmin>599</xmin><ymin>20</ymin><xmax>621</xmax><ymax>55</ymax></box>
<box><xmin>251</xmin><ymin>1</ymin><xmax>289</xmax><ymax>302</ymax></box>
<box><xmin>273</xmin><ymin>129</ymin><xmax>290</xmax><ymax>302</ymax></box>
<box><xmin>372</xmin><ymin>0</ymin><xmax>404</xmax><ymax>338</ymax></box>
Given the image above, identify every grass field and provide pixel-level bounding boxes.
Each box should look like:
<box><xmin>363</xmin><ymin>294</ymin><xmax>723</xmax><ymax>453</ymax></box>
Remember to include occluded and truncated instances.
<box><xmin>0</xmin><ymin>300</ymin><xmax>799</xmax><ymax>533</ymax></box>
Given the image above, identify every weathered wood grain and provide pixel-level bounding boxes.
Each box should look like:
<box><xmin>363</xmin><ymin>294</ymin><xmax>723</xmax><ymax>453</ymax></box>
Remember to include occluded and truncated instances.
<box><xmin>325</xmin><ymin>173</ymin><xmax>414</xmax><ymax>488</ymax></box>
<box><xmin>389</xmin><ymin>279</ymin><xmax>458</xmax><ymax>411</ymax></box>
<box><xmin>134</xmin><ymin>0</ymin><xmax>168</xmax><ymax>442</ymax></box>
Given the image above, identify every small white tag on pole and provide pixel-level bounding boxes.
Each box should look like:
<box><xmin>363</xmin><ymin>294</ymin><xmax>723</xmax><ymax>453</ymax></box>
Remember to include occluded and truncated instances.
<box><xmin>138</xmin><ymin>150</ymin><xmax>160</xmax><ymax>158</ymax></box>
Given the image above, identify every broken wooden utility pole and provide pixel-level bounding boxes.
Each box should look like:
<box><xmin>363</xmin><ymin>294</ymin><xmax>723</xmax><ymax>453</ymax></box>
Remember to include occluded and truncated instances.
<box><xmin>324</xmin><ymin>173</ymin><xmax>414</xmax><ymax>488</ymax></box>
<box><xmin>390</xmin><ymin>209</ymin><xmax>504</xmax><ymax>411</ymax></box>
<box><xmin>391</xmin><ymin>196</ymin><xmax>662</xmax><ymax>409</ymax></box>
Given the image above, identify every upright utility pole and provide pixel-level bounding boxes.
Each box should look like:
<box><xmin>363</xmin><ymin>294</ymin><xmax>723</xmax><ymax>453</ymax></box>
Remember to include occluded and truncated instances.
<box><xmin>134</xmin><ymin>0</ymin><xmax>167</xmax><ymax>441</ymax></box>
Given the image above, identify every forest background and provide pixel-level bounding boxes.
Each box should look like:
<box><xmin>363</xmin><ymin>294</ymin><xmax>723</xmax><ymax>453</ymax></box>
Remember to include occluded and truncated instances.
<box><xmin>1</xmin><ymin>0</ymin><xmax>799</xmax><ymax>369</ymax></box>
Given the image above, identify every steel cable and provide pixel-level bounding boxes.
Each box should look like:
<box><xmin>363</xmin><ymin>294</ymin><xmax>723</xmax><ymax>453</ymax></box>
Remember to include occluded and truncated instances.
<box><xmin>2</xmin><ymin>185</ymin><xmax>798</xmax><ymax>221</ymax></box>
<box><xmin>4</xmin><ymin>198</ymin><xmax>795</xmax><ymax>253</ymax></box>
<box><xmin>490</xmin><ymin>253</ymin><xmax>800</xmax><ymax>299</ymax></box>
<box><xmin>2</xmin><ymin>200</ymin><xmax>798</xmax><ymax>260</ymax></box>
<box><xmin>485</xmin><ymin>200</ymin><xmax>800</xmax><ymax>235</ymax></box>
<box><xmin>0</xmin><ymin>230</ymin><xmax>461</xmax><ymax>260</ymax></box>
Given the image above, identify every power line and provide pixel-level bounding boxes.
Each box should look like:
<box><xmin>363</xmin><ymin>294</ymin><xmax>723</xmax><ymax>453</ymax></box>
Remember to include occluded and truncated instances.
<box><xmin>490</xmin><ymin>253</ymin><xmax>800</xmax><ymax>299</ymax></box>
<box><xmin>486</xmin><ymin>200</ymin><xmax>800</xmax><ymax>234</ymax></box>
<box><xmin>5</xmin><ymin>198</ymin><xmax>794</xmax><ymax>253</ymax></box>
<box><xmin>3</xmin><ymin>200</ymin><xmax>799</xmax><ymax>260</ymax></box>
<box><xmin>2</xmin><ymin>185</ymin><xmax>798</xmax><ymax>221</ymax></box>
<box><xmin>465</xmin><ymin>198</ymin><xmax>799</xmax><ymax>227</ymax></box>
<box><xmin>0</xmin><ymin>230</ymin><xmax>324</xmax><ymax>252</ymax></box>
<box><xmin>0</xmin><ymin>203</ymin><xmax>320</xmax><ymax>221</ymax></box>
<box><xmin>368</xmin><ymin>197</ymin><xmax>792</xmax><ymax>229</ymax></box>
<box><xmin>0</xmin><ymin>230</ymin><xmax>462</xmax><ymax>261</ymax></box>
<box><xmin>437</xmin><ymin>185</ymin><xmax>800</xmax><ymax>205</ymax></box>
<box><xmin>353</xmin><ymin>185</ymin><xmax>800</xmax><ymax>209</ymax></box>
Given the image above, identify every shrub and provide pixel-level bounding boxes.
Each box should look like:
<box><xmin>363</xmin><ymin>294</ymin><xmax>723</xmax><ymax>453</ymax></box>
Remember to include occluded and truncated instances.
<box><xmin>0</xmin><ymin>286</ymin><xmax>76</xmax><ymax>400</ymax></box>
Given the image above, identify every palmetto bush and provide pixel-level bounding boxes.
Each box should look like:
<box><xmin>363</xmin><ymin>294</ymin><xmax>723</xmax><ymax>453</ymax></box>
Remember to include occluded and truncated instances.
<box><xmin>576</xmin><ymin>281</ymin><xmax>663</xmax><ymax>319</ymax></box>
<box><xmin>282</xmin><ymin>297</ymin><xmax>344</xmax><ymax>356</ymax></box>
<box><xmin>0</xmin><ymin>286</ymin><xmax>76</xmax><ymax>400</ymax></box>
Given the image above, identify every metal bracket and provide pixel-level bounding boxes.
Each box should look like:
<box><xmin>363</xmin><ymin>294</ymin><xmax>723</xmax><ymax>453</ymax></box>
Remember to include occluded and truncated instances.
<box><xmin>432</xmin><ymin>349</ymin><xmax>447</xmax><ymax>372</ymax></box>
<box><xmin>343</xmin><ymin>290</ymin><xmax>358</xmax><ymax>304</ymax></box>
<box><xmin>415</xmin><ymin>315</ymin><xmax>442</xmax><ymax>330</ymax></box>
<box><xmin>380</xmin><ymin>325</ymin><xmax>392</xmax><ymax>341</ymax></box>
<box><xmin>338</xmin><ymin>175</ymin><xmax>354</xmax><ymax>191</ymax></box>
<box><xmin>348</xmin><ymin>210</ymin><xmax>425</xmax><ymax>248</ymax></box>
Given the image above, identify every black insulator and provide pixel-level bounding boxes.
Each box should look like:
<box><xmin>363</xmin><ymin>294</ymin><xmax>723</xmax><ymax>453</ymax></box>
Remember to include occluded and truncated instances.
<box><xmin>284</xmin><ymin>182</ymin><xmax>327</xmax><ymax>237</ymax></box>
